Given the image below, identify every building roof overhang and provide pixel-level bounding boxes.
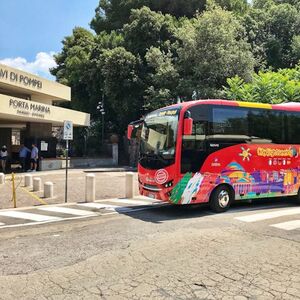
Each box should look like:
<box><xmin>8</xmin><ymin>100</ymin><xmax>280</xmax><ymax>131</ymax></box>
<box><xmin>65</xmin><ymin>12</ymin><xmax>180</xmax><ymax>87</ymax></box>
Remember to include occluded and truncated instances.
<box><xmin>0</xmin><ymin>63</ymin><xmax>70</xmax><ymax>102</ymax></box>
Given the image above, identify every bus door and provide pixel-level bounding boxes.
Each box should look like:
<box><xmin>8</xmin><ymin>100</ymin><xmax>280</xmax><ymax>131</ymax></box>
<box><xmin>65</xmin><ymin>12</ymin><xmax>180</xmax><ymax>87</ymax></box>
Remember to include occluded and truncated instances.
<box><xmin>181</xmin><ymin>105</ymin><xmax>209</xmax><ymax>174</ymax></box>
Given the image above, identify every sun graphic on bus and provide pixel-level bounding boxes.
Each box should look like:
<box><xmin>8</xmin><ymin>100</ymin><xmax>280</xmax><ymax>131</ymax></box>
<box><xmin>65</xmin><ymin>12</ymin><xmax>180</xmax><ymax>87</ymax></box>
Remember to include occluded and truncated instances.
<box><xmin>239</xmin><ymin>147</ymin><xmax>252</xmax><ymax>161</ymax></box>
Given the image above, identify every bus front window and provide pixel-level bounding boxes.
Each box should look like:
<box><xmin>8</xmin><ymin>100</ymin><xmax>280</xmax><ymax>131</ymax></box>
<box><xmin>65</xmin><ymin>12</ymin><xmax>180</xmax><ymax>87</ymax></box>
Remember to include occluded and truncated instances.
<box><xmin>139</xmin><ymin>109</ymin><xmax>179</xmax><ymax>170</ymax></box>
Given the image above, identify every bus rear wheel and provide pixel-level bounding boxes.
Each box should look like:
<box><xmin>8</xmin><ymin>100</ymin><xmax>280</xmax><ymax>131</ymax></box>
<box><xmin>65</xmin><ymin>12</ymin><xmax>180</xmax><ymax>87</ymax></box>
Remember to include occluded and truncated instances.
<box><xmin>210</xmin><ymin>185</ymin><xmax>233</xmax><ymax>213</ymax></box>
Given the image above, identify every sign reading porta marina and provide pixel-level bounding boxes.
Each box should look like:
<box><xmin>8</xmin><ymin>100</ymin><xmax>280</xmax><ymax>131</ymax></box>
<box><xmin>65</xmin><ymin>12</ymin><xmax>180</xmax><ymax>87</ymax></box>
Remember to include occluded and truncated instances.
<box><xmin>9</xmin><ymin>98</ymin><xmax>51</xmax><ymax>119</ymax></box>
<box><xmin>0</xmin><ymin>67</ymin><xmax>43</xmax><ymax>89</ymax></box>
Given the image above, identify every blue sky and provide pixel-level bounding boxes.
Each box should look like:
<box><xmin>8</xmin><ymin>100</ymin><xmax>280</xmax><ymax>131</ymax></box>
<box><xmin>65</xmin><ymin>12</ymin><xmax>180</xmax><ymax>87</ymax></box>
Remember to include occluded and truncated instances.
<box><xmin>0</xmin><ymin>0</ymin><xmax>99</xmax><ymax>79</ymax></box>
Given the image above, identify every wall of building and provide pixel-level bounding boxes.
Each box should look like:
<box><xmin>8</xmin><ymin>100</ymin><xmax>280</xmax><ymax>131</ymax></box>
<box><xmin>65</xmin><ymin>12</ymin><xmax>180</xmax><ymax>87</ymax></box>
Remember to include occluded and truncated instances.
<box><xmin>0</xmin><ymin>128</ymin><xmax>11</xmax><ymax>153</ymax></box>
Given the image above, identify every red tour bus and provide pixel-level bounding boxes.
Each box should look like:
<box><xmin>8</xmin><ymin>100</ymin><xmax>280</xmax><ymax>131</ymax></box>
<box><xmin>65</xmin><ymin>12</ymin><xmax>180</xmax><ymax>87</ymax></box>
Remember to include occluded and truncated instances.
<box><xmin>128</xmin><ymin>100</ymin><xmax>300</xmax><ymax>212</ymax></box>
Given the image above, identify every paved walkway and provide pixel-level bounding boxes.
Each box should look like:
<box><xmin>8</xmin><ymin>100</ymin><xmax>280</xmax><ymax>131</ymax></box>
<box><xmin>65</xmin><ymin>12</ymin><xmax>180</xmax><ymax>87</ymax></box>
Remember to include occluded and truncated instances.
<box><xmin>0</xmin><ymin>168</ymin><xmax>138</xmax><ymax>209</ymax></box>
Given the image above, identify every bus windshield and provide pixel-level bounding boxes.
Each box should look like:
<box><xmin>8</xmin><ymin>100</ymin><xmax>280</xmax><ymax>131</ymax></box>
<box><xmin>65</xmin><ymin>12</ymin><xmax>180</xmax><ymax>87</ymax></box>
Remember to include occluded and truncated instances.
<box><xmin>140</xmin><ymin>108</ymin><xmax>180</xmax><ymax>169</ymax></box>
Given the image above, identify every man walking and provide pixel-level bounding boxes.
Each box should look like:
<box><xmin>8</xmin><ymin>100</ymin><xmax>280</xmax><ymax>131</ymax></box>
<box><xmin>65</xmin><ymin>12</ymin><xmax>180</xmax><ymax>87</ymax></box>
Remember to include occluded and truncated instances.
<box><xmin>19</xmin><ymin>144</ymin><xmax>30</xmax><ymax>172</ymax></box>
<box><xmin>29</xmin><ymin>144</ymin><xmax>39</xmax><ymax>172</ymax></box>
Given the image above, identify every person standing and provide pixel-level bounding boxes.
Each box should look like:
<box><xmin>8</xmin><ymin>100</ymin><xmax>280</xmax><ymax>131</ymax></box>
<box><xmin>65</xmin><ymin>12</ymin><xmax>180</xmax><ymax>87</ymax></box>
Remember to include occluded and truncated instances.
<box><xmin>29</xmin><ymin>144</ymin><xmax>39</xmax><ymax>172</ymax></box>
<box><xmin>19</xmin><ymin>144</ymin><xmax>30</xmax><ymax>172</ymax></box>
<box><xmin>0</xmin><ymin>145</ymin><xmax>8</xmax><ymax>173</ymax></box>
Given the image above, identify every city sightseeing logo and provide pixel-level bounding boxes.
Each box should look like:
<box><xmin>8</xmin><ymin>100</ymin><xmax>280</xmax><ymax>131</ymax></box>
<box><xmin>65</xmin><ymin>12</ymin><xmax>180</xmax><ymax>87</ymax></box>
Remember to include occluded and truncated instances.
<box><xmin>257</xmin><ymin>147</ymin><xmax>298</xmax><ymax>158</ymax></box>
<box><xmin>239</xmin><ymin>147</ymin><xmax>252</xmax><ymax>161</ymax></box>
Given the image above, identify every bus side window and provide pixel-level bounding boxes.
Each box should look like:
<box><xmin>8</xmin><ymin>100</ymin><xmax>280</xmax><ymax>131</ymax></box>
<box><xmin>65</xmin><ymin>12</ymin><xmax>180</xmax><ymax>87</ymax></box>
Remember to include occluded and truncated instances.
<box><xmin>248</xmin><ymin>109</ymin><xmax>285</xmax><ymax>144</ymax></box>
<box><xmin>286</xmin><ymin>112</ymin><xmax>300</xmax><ymax>144</ymax></box>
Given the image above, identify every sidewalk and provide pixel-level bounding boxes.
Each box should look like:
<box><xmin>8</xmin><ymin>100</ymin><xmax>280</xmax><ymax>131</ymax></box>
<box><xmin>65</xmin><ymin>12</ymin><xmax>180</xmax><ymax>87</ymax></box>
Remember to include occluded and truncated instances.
<box><xmin>0</xmin><ymin>168</ymin><xmax>138</xmax><ymax>210</ymax></box>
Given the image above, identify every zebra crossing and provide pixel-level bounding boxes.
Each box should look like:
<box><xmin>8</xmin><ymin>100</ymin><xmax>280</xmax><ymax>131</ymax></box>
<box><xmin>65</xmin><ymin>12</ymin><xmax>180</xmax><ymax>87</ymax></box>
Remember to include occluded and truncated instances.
<box><xmin>0</xmin><ymin>197</ymin><xmax>163</xmax><ymax>229</ymax></box>
<box><xmin>235</xmin><ymin>206</ymin><xmax>300</xmax><ymax>231</ymax></box>
<box><xmin>0</xmin><ymin>198</ymin><xmax>299</xmax><ymax>232</ymax></box>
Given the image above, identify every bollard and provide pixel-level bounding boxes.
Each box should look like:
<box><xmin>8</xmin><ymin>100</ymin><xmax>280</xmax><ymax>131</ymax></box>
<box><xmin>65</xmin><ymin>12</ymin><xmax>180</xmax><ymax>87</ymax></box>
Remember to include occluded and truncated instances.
<box><xmin>33</xmin><ymin>177</ymin><xmax>42</xmax><ymax>192</ymax></box>
<box><xmin>44</xmin><ymin>182</ymin><xmax>54</xmax><ymax>198</ymax></box>
<box><xmin>0</xmin><ymin>173</ymin><xmax>5</xmax><ymax>184</ymax></box>
<box><xmin>12</xmin><ymin>173</ymin><xmax>17</xmax><ymax>208</ymax></box>
<box><xmin>133</xmin><ymin>173</ymin><xmax>140</xmax><ymax>197</ymax></box>
<box><xmin>24</xmin><ymin>174</ymin><xmax>33</xmax><ymax>187</ymax></box>
<box><xmin>125</xmin><ymin>172</ymin><xmax>134</xmax><ymax>199</ymax></box>
<box><xmin>85</xmin><ymin>174</ymin><xmax>95</xmax><ymax>202</ymax></box>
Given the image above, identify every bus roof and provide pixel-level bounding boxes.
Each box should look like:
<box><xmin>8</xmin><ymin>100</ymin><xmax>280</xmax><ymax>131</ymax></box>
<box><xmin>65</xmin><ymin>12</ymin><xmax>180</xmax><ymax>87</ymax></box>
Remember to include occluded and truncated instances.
<box><xmin>166</xmin><ymin>99</ymin><xmax>300</xmax><ymax>112</ymax></box>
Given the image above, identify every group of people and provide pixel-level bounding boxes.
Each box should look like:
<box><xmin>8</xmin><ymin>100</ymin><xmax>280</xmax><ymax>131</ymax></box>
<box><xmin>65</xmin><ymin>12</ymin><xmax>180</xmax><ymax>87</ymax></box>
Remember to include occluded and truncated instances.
<box><xmin>0</xmin><ymin>144</ymin><xmax>39</xmax><ymax>173</ymax></box>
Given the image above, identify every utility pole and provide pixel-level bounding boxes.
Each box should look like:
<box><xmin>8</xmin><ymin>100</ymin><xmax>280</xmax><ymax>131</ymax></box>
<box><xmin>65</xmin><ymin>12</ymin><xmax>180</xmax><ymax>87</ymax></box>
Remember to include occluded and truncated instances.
<box><xmin>97</xmin><ymin>95</ymin><xmax>105</xmax><ymax>148</ymax></box>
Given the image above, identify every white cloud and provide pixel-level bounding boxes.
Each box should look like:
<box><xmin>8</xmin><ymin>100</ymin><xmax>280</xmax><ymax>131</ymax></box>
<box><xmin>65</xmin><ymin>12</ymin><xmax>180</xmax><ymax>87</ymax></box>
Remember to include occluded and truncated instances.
<box><xmin>0</xmin><ymin>52</ymin><xmax>57</xmax><ymax>80</ymax></box>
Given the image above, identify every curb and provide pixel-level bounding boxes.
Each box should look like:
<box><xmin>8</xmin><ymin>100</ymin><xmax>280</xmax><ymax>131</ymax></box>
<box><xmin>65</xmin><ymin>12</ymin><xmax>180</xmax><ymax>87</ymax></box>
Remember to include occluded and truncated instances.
<box><xmin>0</xmin><ymin>196</ymin><xmax>154</xmax><ymax>212</ymax></box>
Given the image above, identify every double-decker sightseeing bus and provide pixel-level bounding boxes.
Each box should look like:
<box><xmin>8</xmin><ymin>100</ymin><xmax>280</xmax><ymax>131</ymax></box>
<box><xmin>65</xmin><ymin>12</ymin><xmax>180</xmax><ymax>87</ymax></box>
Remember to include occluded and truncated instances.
<box><xmin>127</xmin><ymin>100</ymin><xmax>300</xmax><ymax>212</ymax></box>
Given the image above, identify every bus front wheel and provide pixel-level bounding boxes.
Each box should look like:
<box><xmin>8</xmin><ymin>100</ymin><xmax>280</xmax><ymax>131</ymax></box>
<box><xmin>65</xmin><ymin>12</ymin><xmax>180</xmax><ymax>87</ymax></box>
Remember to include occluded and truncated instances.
<box><xmin>209</xmin><ymin>185</ymin><xmax>233</xmax><ymax>213</ymax></box>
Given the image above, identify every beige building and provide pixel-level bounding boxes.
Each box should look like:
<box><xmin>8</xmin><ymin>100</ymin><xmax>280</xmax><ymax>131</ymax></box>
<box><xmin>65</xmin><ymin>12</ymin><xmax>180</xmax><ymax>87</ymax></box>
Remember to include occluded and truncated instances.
<box><xmin>0</xmin><ymin>63</ymin><xmax>90</xmax><ymax>167</ymax></box>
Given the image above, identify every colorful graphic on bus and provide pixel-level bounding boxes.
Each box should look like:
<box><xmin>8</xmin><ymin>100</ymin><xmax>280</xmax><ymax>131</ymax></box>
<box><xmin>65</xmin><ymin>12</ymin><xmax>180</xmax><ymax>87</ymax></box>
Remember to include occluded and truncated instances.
<box><xmin>129</xmin><ymin>99</ymin><xmax>300</xmax><ymax>211</ymax></box>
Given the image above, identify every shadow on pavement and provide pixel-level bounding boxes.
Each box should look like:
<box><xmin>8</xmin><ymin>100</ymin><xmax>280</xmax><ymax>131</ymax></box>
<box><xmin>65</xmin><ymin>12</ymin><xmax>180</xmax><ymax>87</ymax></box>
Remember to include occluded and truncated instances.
<box><xmin>118</xmin><ymin>197</ymin><xmax>299</xmax><ymax>224</ymax></box>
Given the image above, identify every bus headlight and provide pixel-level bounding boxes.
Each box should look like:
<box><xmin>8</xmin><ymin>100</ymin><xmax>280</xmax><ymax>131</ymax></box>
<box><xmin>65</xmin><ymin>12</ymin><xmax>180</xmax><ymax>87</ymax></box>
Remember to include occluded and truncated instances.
<box><xmin>164</xmin><ymin>180</ymin><xmax>173</xmax><ymax>188</ymax></box>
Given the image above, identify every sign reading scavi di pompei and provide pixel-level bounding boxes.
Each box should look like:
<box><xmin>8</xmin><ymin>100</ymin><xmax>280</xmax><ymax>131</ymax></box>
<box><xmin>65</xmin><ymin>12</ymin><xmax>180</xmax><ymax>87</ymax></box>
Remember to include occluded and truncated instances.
<box><xmin>0</xmin><ymin>67</ymin><xmax>42</xmax><ymax>89</ymax></box>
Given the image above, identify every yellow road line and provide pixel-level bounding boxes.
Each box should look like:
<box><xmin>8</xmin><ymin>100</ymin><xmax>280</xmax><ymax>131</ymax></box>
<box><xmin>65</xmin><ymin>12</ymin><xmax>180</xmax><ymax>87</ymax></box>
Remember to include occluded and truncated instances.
<box><xmin>21</xmin><ymin>187</ymin><xmax>48</xmax><ymax>206</ymax></box>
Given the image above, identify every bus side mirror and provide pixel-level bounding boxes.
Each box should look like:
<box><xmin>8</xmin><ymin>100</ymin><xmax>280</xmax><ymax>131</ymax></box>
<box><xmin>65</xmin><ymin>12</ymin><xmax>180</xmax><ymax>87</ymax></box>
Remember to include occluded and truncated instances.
<box><xmin>184</xmin><ymin>118</ymin><xmax>193</xmax><ymax>135</ymax></box>
<box><xmin>127</xmin><ymin>125</ymin><xmax>134</xmax><ymax>140</ymax></box>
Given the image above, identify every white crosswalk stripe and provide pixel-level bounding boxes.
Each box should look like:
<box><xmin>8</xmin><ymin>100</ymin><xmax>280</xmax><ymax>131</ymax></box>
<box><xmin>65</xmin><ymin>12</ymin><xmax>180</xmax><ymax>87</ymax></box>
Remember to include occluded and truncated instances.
<box><xmin>102</xmin><ymin>199</ymin><xmax>155</xmax><ymax>206</ymax></box>
<box><xmin>77</xmin><ymin>202</ymin><xmax>133</xmax><ymax>212</ymax></box>
<box><xmin>270</xmin><ymin>220</ymin><xmax>300</xmax><ymax>231</ymax></box>
<box><xmin>38</xmin><ymin>206</ymin><xmax>97</xmax><ymax>216</ymax></box>
<box><xmin>0</xmin><ymin>211</ymin><xmax>62</xmax><ymax>222</ymax></box>
<box><xmin>234</xmin><ymin>206</ymin><xmax>300</xmax><ymax>231</ymax></box>
<box><xmin>0</xmin><ymin>198</ymin><xmax>165</xmax><ymax>229</ymax></box>
<box><xmin>235</xmin><ymin>207</ymin><xmax>300</xmax><ymax>223</ymax></box>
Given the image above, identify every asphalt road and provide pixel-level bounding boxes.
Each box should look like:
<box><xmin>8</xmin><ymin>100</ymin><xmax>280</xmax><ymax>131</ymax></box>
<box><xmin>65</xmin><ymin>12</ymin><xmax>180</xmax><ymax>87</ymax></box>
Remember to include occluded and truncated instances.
<box><xmin>0</xmin><ymin>197</ymin><xmax>299</xmax><ymax>300</ymax></box>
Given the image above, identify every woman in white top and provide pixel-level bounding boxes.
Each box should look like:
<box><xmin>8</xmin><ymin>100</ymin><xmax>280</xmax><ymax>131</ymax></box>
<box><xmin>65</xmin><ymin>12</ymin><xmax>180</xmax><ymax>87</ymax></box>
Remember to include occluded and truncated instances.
<box><xmin>0</xmin><ymin>145</ymin><xmax>8</xmax><ymax>173</ymax></box>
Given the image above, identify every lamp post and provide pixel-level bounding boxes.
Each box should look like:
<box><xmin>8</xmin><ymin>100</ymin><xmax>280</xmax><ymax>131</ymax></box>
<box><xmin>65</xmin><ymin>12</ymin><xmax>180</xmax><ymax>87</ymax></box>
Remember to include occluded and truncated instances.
<box><xmin>96</xmin><ymin>101</ymin><xmax>105</xmax><ymax>147</ymax></box>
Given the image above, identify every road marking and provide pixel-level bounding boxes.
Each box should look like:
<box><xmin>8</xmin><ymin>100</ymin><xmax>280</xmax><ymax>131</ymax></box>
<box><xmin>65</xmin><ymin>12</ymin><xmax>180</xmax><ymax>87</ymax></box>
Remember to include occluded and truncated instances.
<box><xmin>102</xmin><ymin>199</ymin><xmax>155</xmax><ymax>206</ymax></box>
<box><xmin>38</xmin><ymin>206</ymin><xmax>97</xmax><ymax>216</ymax></box>
<box><xmin>0</xmin><ymin>211</ymin><xmax>62</xmax><ymax>222</ymax></box>
<box><xmin>0</xmin><ymin>215</ymin><xmax>97</xmax><ymax>229</ymax></box>
<box><xmin>21</xmin><ymin>187</ymin><xmax>48</xmax><ymax>205</ymax></box>
<box><xmin>0</xmin><ymin>200</ymin><xmax>167</xmax><ymax>230</ymax></box>
<box><xmin>235</xmin><ymin>207</ymin><xmax>300</xmax><ymax>222</ymax></box>
<box><xmin>270</xmin><ymin>220</ymin><xmax>300</xmax><ymax>231</ymax></box>
<box><xmin>77</xmin><ymin>203</ymin><xmax>133</xmax><ymax>212</ymax></box>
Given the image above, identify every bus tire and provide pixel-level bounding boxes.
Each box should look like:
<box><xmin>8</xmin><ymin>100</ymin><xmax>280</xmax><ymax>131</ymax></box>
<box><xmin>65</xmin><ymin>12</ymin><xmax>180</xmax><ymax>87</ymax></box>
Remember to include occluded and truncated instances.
<box><xmin>209</xmin><ymin>185</ymin><xmax>233</xmax><ymax>213</ymax></box>
<box><xmin>293</xmin><ymin>189</ymin><xmax>300</xmax><ymax>204</ymax></box>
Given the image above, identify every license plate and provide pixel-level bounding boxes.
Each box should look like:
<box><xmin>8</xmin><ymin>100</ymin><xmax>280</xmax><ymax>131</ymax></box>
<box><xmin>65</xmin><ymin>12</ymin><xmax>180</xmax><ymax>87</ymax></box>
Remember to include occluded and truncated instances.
<box><xmin>148</xmin><ymin>193</ymin><xmax>156</xmax><ymax>199</ymax></box>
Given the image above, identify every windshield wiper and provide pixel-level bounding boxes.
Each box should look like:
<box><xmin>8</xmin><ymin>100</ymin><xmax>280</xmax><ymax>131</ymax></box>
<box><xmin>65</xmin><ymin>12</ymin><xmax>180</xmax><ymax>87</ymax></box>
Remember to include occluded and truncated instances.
<box><xmin>142</xmin><ymin>152</ymin><xmax>168</xmax><ymax>164</ymax></box>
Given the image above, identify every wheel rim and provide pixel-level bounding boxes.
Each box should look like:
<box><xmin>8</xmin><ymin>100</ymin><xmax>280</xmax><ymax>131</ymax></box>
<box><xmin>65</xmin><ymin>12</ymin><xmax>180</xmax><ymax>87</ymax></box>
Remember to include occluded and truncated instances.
<box><xmin>218</xmin><ymin>190</ymin><xmax>230</xmax><ymax>208</ymax></box>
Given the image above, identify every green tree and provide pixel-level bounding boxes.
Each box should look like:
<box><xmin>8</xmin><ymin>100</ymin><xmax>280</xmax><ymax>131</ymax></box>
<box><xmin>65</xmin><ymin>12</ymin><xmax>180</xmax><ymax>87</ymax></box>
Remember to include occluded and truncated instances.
<box><xmin>244</xmin><ymin>1</ymin><xmax>300</xmax><ymax>69</ymax></box>
<box><xmin>51</xmin><ymin>27</ymin><xmax>95</xmax><ymax>112</ymax></box>
<box><xmin>213</xmin><ymin>0</ymin><xmax>249</xmax><ymax>14</ymax></box>
<box><xmin>101</xmin><ymin>47</ymin><xmax>144</xmax><ymax>133</ymax></box>
<box><xmin>123</xmin><ymin>6</ymin><xmax>176</xmax><ymax>56</ymax></box>
<box><xmin>91</xmin><ymin>0</ymin><xmax>206</xmax><ymax>33</ymax></box>
<box><xmin>224</xmin><ymin>64</ymin><xmax>300</xmax><ymax>103</ymax></box>
<box><xmin>144</xmin><ymin>46</ymin><xmax>179</xmax><ymax>109</ymax></box>
<box><xmin>176</xmin><ymin>7</ymin><xmax>254</xmax><ymax>98</ymax></box>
